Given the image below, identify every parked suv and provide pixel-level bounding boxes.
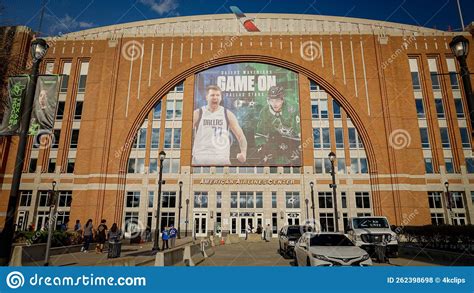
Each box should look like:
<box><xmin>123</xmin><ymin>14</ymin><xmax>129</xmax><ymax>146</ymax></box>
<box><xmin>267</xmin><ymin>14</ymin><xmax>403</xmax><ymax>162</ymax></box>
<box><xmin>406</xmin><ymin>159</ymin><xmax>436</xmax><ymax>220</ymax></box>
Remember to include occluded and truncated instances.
<box><xmin>346</xmin><ymin>216</ymin><xmax>398</xmax><ymax>257</ymax></box>
<box><xmin>279</xmin><ymin>225</ymin><xmax>310</xmax><ymax>257</ymax></box>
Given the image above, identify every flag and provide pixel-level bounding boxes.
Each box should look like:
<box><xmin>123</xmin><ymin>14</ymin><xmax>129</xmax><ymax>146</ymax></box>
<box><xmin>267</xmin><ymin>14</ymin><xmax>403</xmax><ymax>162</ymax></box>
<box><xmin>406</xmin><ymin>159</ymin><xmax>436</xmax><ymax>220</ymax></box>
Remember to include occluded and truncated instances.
<box><xmin>0</xmin><ymin>76</ymin><xmax>30</xmax><ymax>136</ymax></box>
<box><xmin>28</xmin><ymin>75</ymin><xmax>61</xmax><ymax>136</ymax></box>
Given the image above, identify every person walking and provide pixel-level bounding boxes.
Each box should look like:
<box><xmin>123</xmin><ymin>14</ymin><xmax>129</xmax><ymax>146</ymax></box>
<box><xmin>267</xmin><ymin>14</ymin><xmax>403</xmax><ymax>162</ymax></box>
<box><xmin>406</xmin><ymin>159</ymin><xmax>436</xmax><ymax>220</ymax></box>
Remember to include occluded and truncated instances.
<box><xmin>161</xmin><ymin>226</ymin><xmax>170</xmax><ymax>250</ymax></box>
<box><xmin>95</xmin><ymin>219</ymin><xmax>108</xmax><ymax>253</ymax></box>
<box><xmin>107</xmin><ymin>223</ymin><xmax>122</xmax><ymax>258</ymax></box>
<box><xmin>74</xmin><ymin>220</ymin><xmax>81</xmax><ymax>232</ymax></box>
<box><xmin>169</xmin><ymin>225</ymin><xmax>177</xmax><ymax>248</ymax></box>
<box><xmin>265</xmin><ymin>224</ymin><xmax>272</xmax><ymax>242</ymax></box>
<box><xmin>81</xmin><ymin>219</ymin><xmax>93</xmax><ymax>252</ymax></box>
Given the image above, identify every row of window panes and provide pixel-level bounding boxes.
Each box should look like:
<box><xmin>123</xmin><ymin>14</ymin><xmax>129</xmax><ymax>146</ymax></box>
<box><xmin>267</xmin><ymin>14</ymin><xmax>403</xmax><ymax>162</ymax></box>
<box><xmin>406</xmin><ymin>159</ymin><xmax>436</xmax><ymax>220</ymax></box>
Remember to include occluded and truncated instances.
<box><xmin>26</xmin><ymin>158</ymin><xmax>75</xmax><ymax>174</ymax></box>
<box><xmin>19</xmin><ymin>190</ymin><xmax>72</xmax><ymax>207</ymax></box>
<box><xmin>428</xmin><ymin>191</ymin><xmax>465</xmax><ymax>209</ymax></box>
<box><xmin>424</xmin><ymin>157</ymin><xmax>474</xmax><ymax>174</ymax></box>
<box><xmin>127</xmin><ymin>158</ymin><xmax>180</xmax><ymax>174</ymax></box>
<box><xmin>192</xmin><ymin>166</ymin><xmax>301</xmax><ymax>174</ymax></box>
<box><xmin>311</xmin><ymin>99</ymin><xmax>341</xmax><ymax>119</ymax></box>
<box><xmin>132</xmin><ymin>128</ymin><xmax>181</xmax><ymax>149</ymax></box>
<box><xmin>314</xmin><ymin>157</ymin><xmax>367</xmax><ymax>174</ymax></box>
<box><xmin>56</xmin><ymin>101</ymin><xmax>83</xmax><ymax>121</ymax></box>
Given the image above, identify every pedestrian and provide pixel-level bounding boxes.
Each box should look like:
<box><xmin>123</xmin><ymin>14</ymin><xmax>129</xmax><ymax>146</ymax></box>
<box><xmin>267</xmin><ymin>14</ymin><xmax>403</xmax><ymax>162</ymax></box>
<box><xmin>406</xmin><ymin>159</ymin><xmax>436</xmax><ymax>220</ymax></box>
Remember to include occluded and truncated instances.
<box><xmin>95</xmin><ymin>219</ymin><xmax>108</xmax><ymax>253</ymax></box>
<box><xmin>74</xmin><ymin>220</ymin><xmax>81</xmax><ymax>232</ymax></box>
<box><xmin>246</xmin><ymin>224</ymin><xmax>252</xmax><ymax>240</ymax></box>
<box><xmin>60</xmin><ymin>219</ymin><xmax>69</xmax><ymax>231</ymax></box>
<box><xmin>265</xmin><ymin>224</ymin><xmax>272</xmax><ymax>242</ymax></box>
<box><xmin>107</xmin><ymin>223</ymin><xmax>122</xmax><ymax>258</ymax></box>
<box><xmin>169</xmin><ymin>225</ymin><xmax>177</xmax><ymax>248</ymax></box>
<box><xmin>81</xmin><ymin>219</ymin><xmax>93</xmax><ymax>252</ymax></box>
<box><xmin>161</xmin><ymin>226</ymin><xmax>170</xmax><ymax>250</ymax></box>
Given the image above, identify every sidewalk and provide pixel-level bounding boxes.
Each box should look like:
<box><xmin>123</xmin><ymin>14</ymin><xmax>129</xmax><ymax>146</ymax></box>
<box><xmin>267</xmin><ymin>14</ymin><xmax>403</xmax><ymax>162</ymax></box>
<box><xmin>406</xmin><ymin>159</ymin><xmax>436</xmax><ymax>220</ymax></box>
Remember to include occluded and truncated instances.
<box><xmin>22</xmin><ymin>237</ymin><xmax>193</xmax><ymax>266</ymax></box>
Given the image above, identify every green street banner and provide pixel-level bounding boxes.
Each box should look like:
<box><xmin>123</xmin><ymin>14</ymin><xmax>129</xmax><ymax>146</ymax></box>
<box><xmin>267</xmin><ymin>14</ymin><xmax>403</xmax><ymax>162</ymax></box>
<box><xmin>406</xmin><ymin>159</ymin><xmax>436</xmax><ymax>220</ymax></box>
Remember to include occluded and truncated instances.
<box><xmin>28</xmin><ymin>75</ymin><xmax>61</xmax><ymax>136</ymax></box>
<box><xmin>0</xmin><ymin>76</ymin><xmax>30</xmax><ymax>136</ymax></box>
<box><xmin>192</xmin><ymin>63</ymin><xmax>301</xmax><ymax>166</ymax></box>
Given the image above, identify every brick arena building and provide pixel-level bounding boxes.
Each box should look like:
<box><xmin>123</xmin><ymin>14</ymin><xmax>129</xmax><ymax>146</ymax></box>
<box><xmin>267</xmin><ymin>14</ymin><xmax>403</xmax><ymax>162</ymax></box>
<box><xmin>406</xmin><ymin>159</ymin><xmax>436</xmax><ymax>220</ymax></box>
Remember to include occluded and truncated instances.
<box><xmin>1</xmin><ymin>14</ymin><xmax>473</xmax><ymax>237</ymax></box>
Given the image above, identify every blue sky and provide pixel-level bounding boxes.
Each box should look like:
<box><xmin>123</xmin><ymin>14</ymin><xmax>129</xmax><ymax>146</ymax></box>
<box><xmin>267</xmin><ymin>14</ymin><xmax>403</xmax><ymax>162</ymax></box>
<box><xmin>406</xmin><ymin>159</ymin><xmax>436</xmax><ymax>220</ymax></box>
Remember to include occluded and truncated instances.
<box><xmin>1</xmin><ymin>0</ymin><xmax>473</xmax><ymax>36</ymax></box>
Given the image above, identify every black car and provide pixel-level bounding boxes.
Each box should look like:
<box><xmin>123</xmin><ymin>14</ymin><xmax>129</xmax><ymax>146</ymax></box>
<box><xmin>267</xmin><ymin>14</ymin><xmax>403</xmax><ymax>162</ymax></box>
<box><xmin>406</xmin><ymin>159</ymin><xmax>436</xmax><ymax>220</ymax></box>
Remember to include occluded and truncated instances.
<box><xmin>278</xmin><ymin>225</ymin><xmax>312</xmax><ymax>257</ymax></box>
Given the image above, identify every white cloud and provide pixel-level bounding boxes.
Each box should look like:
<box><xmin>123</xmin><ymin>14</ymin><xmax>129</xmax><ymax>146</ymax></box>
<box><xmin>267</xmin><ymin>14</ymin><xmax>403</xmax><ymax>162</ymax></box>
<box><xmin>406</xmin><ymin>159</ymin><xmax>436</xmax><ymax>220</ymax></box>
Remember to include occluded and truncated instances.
<box><xmin>47</xmin><ymin>14</ymin><xmax>95</xmax><ymax>34</ymax></box>
<box><xmin>139</xmin><ymin>0</ymin><xmax>179</xmax><ymax>16</ymax></box>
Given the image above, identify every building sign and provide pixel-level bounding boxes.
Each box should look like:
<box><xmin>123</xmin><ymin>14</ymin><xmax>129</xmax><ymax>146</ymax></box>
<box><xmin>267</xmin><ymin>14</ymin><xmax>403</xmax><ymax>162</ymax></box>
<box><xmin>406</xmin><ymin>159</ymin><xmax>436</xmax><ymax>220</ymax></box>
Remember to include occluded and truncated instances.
<box><xmin>0</xmin><ymin>76</ymin><xmax>29</xmax><ymax>136</ymax></box>
<box><xmin>195</xmin><ymin>178</ymin><xmax>298</xmax><ymax>185</ymax></box>
<box><xmin>28</xmin><ymin>75</ymin><xmax>61</xmax><ymax>135</ymax></box>
<box><xmin>192</xmin><ymin>62</ymin><xmax>301</xmax><ymax>166</ymax></box>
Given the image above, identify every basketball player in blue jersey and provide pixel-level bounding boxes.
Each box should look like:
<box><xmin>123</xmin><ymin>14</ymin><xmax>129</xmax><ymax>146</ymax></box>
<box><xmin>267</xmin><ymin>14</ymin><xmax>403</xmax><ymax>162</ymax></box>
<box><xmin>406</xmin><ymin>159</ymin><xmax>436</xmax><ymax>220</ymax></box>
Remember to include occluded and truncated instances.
<box><xmin>192</xmin><ymin>85</ymin><xmax>247</xmax><ymax>165</ymax></box>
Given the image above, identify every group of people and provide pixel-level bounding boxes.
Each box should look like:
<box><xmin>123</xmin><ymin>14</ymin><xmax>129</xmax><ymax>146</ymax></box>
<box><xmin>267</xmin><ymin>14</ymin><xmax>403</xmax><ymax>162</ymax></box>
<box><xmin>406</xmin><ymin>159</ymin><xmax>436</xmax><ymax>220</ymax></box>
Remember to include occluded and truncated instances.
<box><xmin>160</xmin><ymin>225</ymin><xmax>178</xmax><ymax>250</ymax></box>
<box><xmin>74</xmin><ymin>219</ymin><xmax>122</xmax><ymax>255</ymax></box>
<box><xmin>246</xmin><ymin>224</ymin><xmax>273</xmax><ymax>242</ymax></box>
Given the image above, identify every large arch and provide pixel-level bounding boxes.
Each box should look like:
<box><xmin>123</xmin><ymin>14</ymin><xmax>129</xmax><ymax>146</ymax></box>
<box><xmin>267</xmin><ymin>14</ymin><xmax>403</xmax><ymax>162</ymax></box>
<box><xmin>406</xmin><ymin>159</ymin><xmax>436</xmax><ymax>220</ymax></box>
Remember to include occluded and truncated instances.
<box><xmin>114</xmin><ymin>55</ymin><xmax>380</xmax><ymax>222</ymax></box>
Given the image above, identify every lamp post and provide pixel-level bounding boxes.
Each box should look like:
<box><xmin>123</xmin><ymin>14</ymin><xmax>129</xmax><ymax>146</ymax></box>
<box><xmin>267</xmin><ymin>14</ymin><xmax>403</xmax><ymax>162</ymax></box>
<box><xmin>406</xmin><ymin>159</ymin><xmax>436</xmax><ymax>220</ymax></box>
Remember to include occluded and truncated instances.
<box><xmin>304</xmin><ymin>198</ymin><xmax>309</xmax><ymax>223</ymax></box>
<box><xmin>0</xmin><ymin>38</ymin><xmax>49</xmax><ymax>264</ymax></box>
<box><xmin>444</xmin><ymin>181</ymin><xmax>453</xmax><ymax>225</ymax></box>
<box><xmin>185</xmin><ymin>198</ymin><xmax>190</xmax><ymax>237</ymax></box>
<box><xmin>449</xmin><ymin>36</ymin><xmax>474</xmax><ymax>136</ymax></box>
<box><xmin>309</xmin><ymin>182</ymin><xmax>316</xmax><ymax>222</ymax></box>
<box><xmin>44</xmin><ymin>181</ymin><xmax>58</xmax><ymax>266</ymax></box>
<box><xmin>328</xmin><ymin>152</ymin><xmax>339</xmax><ymax>232</ymax></box>
<box><xmin>177</xmin><ymin>181</ymin><xmax>183</xmax><ymax>239</ymax></box>
<box><xmin>152</xmin><ymin>150</ymin><xmax>166</xmax><ymax>251</ymax></box>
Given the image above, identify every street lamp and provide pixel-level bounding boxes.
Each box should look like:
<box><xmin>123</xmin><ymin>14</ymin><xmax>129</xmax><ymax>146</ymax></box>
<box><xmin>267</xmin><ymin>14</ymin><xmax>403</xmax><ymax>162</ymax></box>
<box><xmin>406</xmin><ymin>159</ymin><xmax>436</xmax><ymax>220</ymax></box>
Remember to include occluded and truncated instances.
<box><xmin>304</xmin><ymin>198</ymin><xmax>309</xmax><ymax>223</ymax></box>
<box><xmin>309</xmin><ymin>182</ymin><xmax>315</xmax><ymax>223</ymax></box>
<box><xmin>0</xmin><ymin>38</ymin><xmax>49</xmax><ymax>264</ymax></box>
<box><xmin>177</xmin><ymin>181</ymin><xmax>183</xmax><ymax>239</ymax></box>
<box><xmin>449</xmin><ymin>36</ymin><xmax>474</xmax><ymax>136</ymax></box>
<box><xmin>444</xmin><ymin>181</ymin><xmax>453</xmax><ymax>225</ymax></box>
<box><xmin>328</xmin><ymin>151</ymin><xmax>339</xmax><ymax>232</ymax></box>
<box><xmin>185</xmin><ymin>198</ymin><xmax>190</xmax><ymax>237</ymax></box>
<box><xmin>44</xmin><ymin>181</ymin><xmax>58</xmax><ymax>266</ymax></box>
<box><xmin>152</xmin><ymin>150</ymin><xmax>166</xmax><ymax>251</ymax></box>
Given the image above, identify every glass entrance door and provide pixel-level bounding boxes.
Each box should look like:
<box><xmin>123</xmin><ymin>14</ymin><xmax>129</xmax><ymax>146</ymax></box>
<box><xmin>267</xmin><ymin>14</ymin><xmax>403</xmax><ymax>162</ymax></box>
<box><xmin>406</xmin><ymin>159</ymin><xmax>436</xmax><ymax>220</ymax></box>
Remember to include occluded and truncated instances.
<box><xmin>286</xmin><ymin>213</ymin><xmax>300</xmax><ymax>226</ymax></box>
<box><xmin>193</xmin><ymin>213</ymin><xmax>207</xmax><ymax>237</ymax></box>
<box><xmin>239</xmin><ymin>217</ymin><xmax>254</xmax><ymax>237</ymax></box>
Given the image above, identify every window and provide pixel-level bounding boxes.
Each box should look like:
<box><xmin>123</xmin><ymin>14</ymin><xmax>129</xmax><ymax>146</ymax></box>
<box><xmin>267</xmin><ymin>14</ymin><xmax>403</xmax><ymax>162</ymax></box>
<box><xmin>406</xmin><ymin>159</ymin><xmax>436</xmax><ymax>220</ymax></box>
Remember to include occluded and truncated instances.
<box><xmin>272</xmin><ymin>213</ymin><xmax>278</xmax><ymax>234</ymax></box>
<box><xmin>138</xmin><ymin>128</ymin><xmax>147</xmax><ymax>149</ymax></box>
<box><xmin>77</xmin><ymin>62</ymin><xmax>89</xmax><ymax>93</ymax></box>
<box><xmin>48</xmin><ymin>158</ymin><xmax>56</xmax><ymax>173</ymax></box>
<box><xmin>173</xmin><ymin>128</ymin><xmax>181</xmax><ymax>148</ymax></box>
<box><xmin>411</xmin><ymin>72</ymin><xmax>421</xmax><ymax>90</ymax></box>
<box><xmin>270</xmin><ymin>167</ymin><xmax>278</xmax><ymax>174</ymax></box>
<box><xmin>431</xmin><ymin>213</ymin><xmax>444</xmax><ymax>225</ymax></box>
<box><xmin>74</xmin><ymin>101</ymin><xmax>83</xmax><ymax>120</ymax></box>
<box><xmin>70</xmin><ymin>129</ymin><xmax>79</xmax><ymax>148</ymax></box>
<box><xmin>320</xmin><ymin>99</ymin><xmax>328</xmax><ymax>118</ymax></box>
<box><xmin>56</xmin><ymin>212</ymin><xmax>70</xmax><ymax>228</ymax></box>
<box><xmin>322</xmin><ymin>128</ymin><xmax>330</xmax><ymax>148</ymax></box>
<box><xmin>428</xmin><ymin>192</ymin><xmax>442</xmax><ymax>209</ymax></box>
<box><xmin>318</xmin><ymin>192</ymin><xmax>333</xmax><ymax>209</ymax></box>
<box><xmin>337</xmin><ymin>158</ymin><xmax>346</xmax><ymax>174</ymax></box>
<box><xmin>314</xmin><ymin>158</ymin><xmax>323</xmax><ymax>174</ymax></box>
<box><xmin>256</xmin><ymin>192</ymin><xmax>263</xmax><ymax>208</ymax></box>
<box><xmin>348</xmin><ymin>128</ymin><xmax>362</xmax><ymax>148</ymax></box>
<box><xmin>415</xmin><ymin>99</ymin><xmax>425</xmax><ymax>118</ymax></box>
<box><xmin>341</xmin><ymin>192</ymin><xmax>347</xmax><ymax>209</ymax></box>
<box><xmin>148</xmin><ymin>191</ymin><xmax>154</xmax><ymax>208</ymax></box>
<box><xmin>164</xmin><ymin>128</ymin><xmax>172</xmax><ymax>148</ymax></box>
<box><xmin>52</xmin><ymin>129</ymin><xmax>60</xmax><ymax>149</ymax></box>
<box><xmin>467</xmin><ymin>158</ymin><xmax>474</xmax><ymax>173</ymax></box>
<box><xmin>454</xmin><ymin>99</ymin><xmax>464</xmax><ymax>118</ymax></box>
<box><xmin>19</xmin><ymin>191</ymin><xmax>32</xmax><ymax>207</ymax></box>
<box><xmin>194</xmin><ymin>191</ymin><xmax>208</xmax><ymax>208</ymax></box>
<box><xmin>311</xmin><ymin>100</ymin><xmax>319</xmax><ymax>119</ymax></box>
<box><xmin>355</xmin><ymin>192</ymin><xmax>370</xmax><ymax>209</ymax></box>
<box><xmin>162</xmin><ymin>192</ymin><xmax>176</xmax><ymax>208</ymax></box>
<box><xmin>28</xmin><ymin>158</ymin><xmax>37</xmax><ymax>173</ymax></box>
<box><xmin>272</xmin><ymin>192</ymin><xmax>277</xmax><ymax>208</ymax></box>
<box><xmin>216</xmin><ymin>192</ymin><xmax>222</xmax><ymax>209</ymax></box>
<box><xmin>239</xmin><ymin>192</ymin><xmax>254</xmax><ymax>208</ymax></box>
<box><xmin>127</xmin><ymin>158</ymin><xmax>145</xmax><ymax>174</ymax></box>
<box><xmin>60</xmin><ymin>62</ymin><xmax>71</xmax><ymax>93</ymax></box>
<box><xmin>56</xmin><ymin>101</ymin><xmax>65</xmax><ymax>120</ymax></box>
<box><xmin>425</xmin><ymin>158</ymin><xmax>434</xmax><ymax>174</ymax></box>
<box><xmin>449</xmin><ymin>72</ymin><xmax>459</xmax><ymax>89</ymax></box>
<box><xmin>230</xmin><ymin>192</ymin><xmax>238</xmax><ymax>208</ymax></box>
<box><xmin>313</xmin><ymin>128</ymin><xmax>321</xmax><ymax>148</ymax></box>
<box><xmin>471</xmin><ymin>191</ymin><xmax>474</xmax><ymax>205</ymax></box>
<box><xmin>149</xmin><ymin>159</ymin><xmax>157</xmax><ymax>174</ymax></box>
<box><xmin>215</xmin><ymin>167</ymin><xmax>224</xmax><ymax>174</ymax></box>
<box><xmin>459</xmin><ymin>128</ymin><xmax>471</xmax><ymax>148</ymax></box>
<box><xmin>445</xmin><ymin>158</ymin><xmax>454</xmax><ymax>174</ymax></box>
<box><xmin>335</xmin><ymin>128</ymin><xmax>344</xmax><ymax>149</ymax></box>
<box><xmin>38</xmin><ymin>191</ymin><xmax>49</xmax><ymax>207</ymax></box>
<box><xmin>360</xmin><ymin>158</ymin><xmax>368</xmax><ymax>174</ymax></box>
<box><xmin>319</xmin><ymin>213</ymin><xmax>334</xmax><ymax>232</ymax></box>
<box><xmin>175</xmin><ymin>100</ymin><xmax>182</xmax><ymax>119</ymax></box>
<box><xmin>162</xmin><ymin>158</ymin><xmax>180</xmax><ymax>174</ymax></box>
<box><xmin>174</xmin><ymin>81</ymin><xmax>184</xmax><ymax>92</ymax></box>
<box><xmin>420</xmin><ymin>128</ymin><xmax>430</xmax><ymax>148</ymax></box>
<box><xmin>126</xmin><ymin>191</ymin><xmax>140</xmax><ymax>208</ymax></box>
<box><xmin>451</xmin><ymin>192</ymin><xmax>464</xmax><ymax>209</ymax></box>
<box><xmin>166</xmin><ymin>100</ymin><xmax>174</xmax><ymax>120</ymax></box>
<box><xmin>66</xmin><ymin>159</ymin><xmax>75</xmax><ymax>173</ymax></box>
<box><xmin>151</xmin><ymin>128</ymin><xmax>160</xmax><ymax>148</ymax></box>
<box><xmin>440</xmin><ymin>128</ymin><xmax>450</xmax><ymax>148</ymax></box>
<box><xmin>153</xmin><ymin>102</ymin><xmax>162</xmax><ymax>120</ymax></box>
<box><xmin>333</xmin><ymin>100</ymin><xmax>341</xmax><ymax>119</ymax></box>
<box><xmin>160</xmin><ymin>212</ymin><xmax>175</xmax><ymax>231</ymax></box>
<box><xmin>124</xmin><ymin>212</ymin><xmax>139</xmax><ymax>234</ymax></box>
<box><xmin>58</xmin><ymin>191</ymin><xmax>72</xmax><ymax>207</ymax></box>
<box><xmin>285</xmin><ymin>192</ymin><xmax>300</xmax><ymax>208</ymax></box>
<box><xmin>430</xmin><ymin>72</ymin><xmax>440</xmax><ymax>90</ymax></box>
<box><xmin>310</xmin><ymin>80</ymin><xmax>319</xmax><ymax>91</ymax></box>
<box><xmin>128</xmin><ymin>159</ymin><xmax>136</xmax><ymax>173</ymax></box>
<box><xmin>350</xmin><ymin>158</ymin><xmax>359</xmax><ymax>174</ymax></box>
<box><xmin>435</xmin><ymin>98</ymin><xmax>444</xmax><ymax>118</ymax></box>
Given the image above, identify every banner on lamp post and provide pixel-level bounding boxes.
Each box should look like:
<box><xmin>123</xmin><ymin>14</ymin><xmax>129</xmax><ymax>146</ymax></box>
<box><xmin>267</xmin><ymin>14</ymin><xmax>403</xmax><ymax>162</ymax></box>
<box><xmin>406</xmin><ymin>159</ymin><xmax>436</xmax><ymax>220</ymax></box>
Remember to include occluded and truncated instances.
<box><xmin>28</xmin><ymin>75</ymin><xmax>61</xmax><ymax>136</ymax></box>
<box><xmin>0</xmin><ymin>76</ymin><xmax>30</xmax><ymax>136</ymax></box>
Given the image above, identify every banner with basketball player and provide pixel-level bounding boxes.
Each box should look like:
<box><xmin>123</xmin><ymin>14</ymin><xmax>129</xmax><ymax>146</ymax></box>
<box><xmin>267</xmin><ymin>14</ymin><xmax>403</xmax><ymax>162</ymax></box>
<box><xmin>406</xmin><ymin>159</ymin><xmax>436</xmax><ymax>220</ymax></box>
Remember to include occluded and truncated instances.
<box><xmin>192</xmin><ymin>62</ymin><xmax>301</xmax><ymax>166</ymax></box>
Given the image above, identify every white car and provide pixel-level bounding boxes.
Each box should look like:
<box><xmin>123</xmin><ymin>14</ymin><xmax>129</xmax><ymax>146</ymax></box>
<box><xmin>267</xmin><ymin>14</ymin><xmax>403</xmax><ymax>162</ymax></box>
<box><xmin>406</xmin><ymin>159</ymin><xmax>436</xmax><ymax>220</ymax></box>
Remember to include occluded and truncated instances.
<box><xmin>294</xmin><ymin>232</ymin><xmax>372</xmax><ymax>266</ymax></box>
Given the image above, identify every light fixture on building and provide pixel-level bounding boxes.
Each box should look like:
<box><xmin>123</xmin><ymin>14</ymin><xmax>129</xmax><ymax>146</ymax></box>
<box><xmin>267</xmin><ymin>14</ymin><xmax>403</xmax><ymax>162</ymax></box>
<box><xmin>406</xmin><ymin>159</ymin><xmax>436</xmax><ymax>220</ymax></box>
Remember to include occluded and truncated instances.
<box><xmin>31</xmin><ymin>38</ymin><xmax>49</xmax><ymax>61</ymax></box>
<box><xmin>328</xmin><ymin>151</ymin><xmax>339</xmax><ymax>232</ymax></box>
<box><xmin>449</xmin><ymin>36</ymin><xmax>469</xmax><ymax>58</ymax></box>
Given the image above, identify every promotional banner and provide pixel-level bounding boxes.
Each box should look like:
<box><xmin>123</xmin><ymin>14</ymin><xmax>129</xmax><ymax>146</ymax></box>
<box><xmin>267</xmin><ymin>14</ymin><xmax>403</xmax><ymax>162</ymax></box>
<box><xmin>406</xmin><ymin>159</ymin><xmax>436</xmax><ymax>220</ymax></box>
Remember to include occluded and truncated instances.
<box><xmin>0</xmin><ymin>76</ymin><xmax>29</xmax><ymax>136</ymax></box>
<box><xmin>28</xmin><ymin>75</ymin><xmax>61</xmax><ymax>136</ymax></box>
<box><xmin>192</xmin><ymin>63</ymin><xmax>301</xmax><ymax>166</ymax></box>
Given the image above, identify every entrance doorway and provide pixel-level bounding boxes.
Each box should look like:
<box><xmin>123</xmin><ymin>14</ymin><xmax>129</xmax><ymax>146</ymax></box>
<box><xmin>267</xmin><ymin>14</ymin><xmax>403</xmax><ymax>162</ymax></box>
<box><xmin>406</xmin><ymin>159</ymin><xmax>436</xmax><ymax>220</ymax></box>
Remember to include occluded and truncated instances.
<box><xmin>193</xmin><ymin>213</ymin><xmax>208</xmax><ymax>237</ymax></box>
<box><xmin>286</xmin><ymin>213</ymin><xmax>300</xmax><ymax>226</ymax></box>
<box><xmin>16</xmin><ymin>210</ymin><xmax>29</xmax><ymax>231</ymax></box>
